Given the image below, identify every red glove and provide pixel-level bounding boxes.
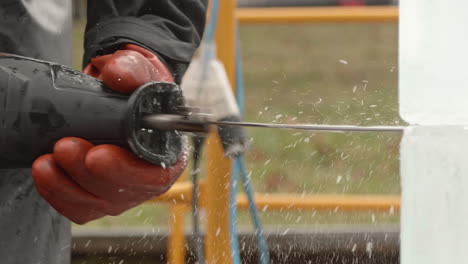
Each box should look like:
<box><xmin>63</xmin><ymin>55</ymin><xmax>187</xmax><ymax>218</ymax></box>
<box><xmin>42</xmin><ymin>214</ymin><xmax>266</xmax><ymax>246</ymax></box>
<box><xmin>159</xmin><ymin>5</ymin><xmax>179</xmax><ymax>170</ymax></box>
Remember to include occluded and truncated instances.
<box><xmin>32</xmin><ymin>44</ymin><xmax>186</xmax><ymax>224</ymax></box>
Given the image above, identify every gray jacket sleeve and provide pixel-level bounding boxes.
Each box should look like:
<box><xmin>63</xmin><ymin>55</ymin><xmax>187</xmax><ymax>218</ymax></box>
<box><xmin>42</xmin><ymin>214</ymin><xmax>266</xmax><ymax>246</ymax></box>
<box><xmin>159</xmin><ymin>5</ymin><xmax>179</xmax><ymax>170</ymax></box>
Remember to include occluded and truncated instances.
<box><xmin>84</xmin><ymin>0</ymin><xmax>208</xmax><ymax>83</ymax></box>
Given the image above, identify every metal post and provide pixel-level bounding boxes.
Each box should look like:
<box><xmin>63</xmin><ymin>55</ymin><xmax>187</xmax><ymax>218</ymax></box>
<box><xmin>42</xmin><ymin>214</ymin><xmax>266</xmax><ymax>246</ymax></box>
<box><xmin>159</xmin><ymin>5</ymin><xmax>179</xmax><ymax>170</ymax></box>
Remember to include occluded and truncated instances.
<box><xmin>167</xmin><ymin>168</ymin><xmax>190</xmax><ymax>264</ymax></box>
<box><xmin>204</xmin><ymin>0</ymin><xmax>237</xmax><ymax>263</ymax></box>
<box><xmin>168</xmin><ymin>204</ymin><xmax>188</xmax><ymax>264</ymax></box>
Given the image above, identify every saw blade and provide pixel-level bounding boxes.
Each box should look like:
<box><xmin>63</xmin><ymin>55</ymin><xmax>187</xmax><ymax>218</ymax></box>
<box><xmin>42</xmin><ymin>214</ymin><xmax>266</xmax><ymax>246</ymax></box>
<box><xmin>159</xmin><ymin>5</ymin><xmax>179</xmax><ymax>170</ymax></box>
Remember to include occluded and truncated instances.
<box><xmin>141</xmin><ymin>114</ymin><xmax>405</xmax><ymax>133</ymax></box>
<box><xmin>207</xmin><ymin>120</ymin><xmax>405</xmax><ymax>132</ymax></box>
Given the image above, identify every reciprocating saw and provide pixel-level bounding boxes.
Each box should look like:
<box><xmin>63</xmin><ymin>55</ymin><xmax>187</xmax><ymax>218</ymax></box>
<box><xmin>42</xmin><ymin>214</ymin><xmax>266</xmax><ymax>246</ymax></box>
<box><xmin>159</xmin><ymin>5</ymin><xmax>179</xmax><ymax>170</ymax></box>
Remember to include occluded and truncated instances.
<box><xmin>0</xmin><ymin>54</ymin><xmax>403</xmax><ymax>168</ymax></box>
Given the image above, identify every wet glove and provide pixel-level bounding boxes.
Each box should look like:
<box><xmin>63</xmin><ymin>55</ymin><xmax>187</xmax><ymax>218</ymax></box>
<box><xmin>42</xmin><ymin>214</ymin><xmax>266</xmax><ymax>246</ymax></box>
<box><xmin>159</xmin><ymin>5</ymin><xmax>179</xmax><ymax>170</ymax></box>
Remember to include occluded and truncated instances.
<box><xmin>32</xmin><ymin>44</ymin><xmax>186</xmax><ymax>224</ymax></box>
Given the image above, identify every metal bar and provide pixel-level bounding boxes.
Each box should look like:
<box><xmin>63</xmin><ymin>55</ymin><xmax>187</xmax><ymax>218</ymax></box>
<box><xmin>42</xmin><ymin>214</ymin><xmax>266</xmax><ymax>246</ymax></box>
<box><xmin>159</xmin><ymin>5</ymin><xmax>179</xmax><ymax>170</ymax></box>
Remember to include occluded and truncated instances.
<box><xmin>151</xmin><ymin>183</ymin><xmax>400</xmax><ymax>212</ymax></box>
<box><xmin>237</xmin><ymin>6</ymin><xmax>399</xmax><ymax>24</ymax></box>
<box><xmin>165</xmin><ymin>166</ymin><xmax>190</xmax><ymax>264</ymax></box>
<box><xmin>204</xmin><ymin>0</ymin><xmax>237</xmax><ymax>263</ymax></box>
<box><xmin>237</xmin><ymin>194</ymin><xmax>400</xmax><ymax>212</ymax></box>
<box><xmin>151</xmin><ymin>181</ymin><xmax>194</xmax><ymax>204</ymax></box>
<box><xmin>168</xmin><ymin>205</ymin><xmax>189</xmax><ymax>264</ymax></box>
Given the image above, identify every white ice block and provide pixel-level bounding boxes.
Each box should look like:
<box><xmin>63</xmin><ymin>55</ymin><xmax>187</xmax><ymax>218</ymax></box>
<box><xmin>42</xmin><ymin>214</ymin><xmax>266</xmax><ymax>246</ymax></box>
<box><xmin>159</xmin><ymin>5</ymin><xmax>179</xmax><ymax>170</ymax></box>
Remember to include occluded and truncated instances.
<box><xmin>401</xmin><ymin>126</ymin><xmax>468</xmax><ymax>263</ymax></box>
<box><xmin>400</xmin><ymin>0</ymin><xmax>468</xmax><ymax>125</ymax></box>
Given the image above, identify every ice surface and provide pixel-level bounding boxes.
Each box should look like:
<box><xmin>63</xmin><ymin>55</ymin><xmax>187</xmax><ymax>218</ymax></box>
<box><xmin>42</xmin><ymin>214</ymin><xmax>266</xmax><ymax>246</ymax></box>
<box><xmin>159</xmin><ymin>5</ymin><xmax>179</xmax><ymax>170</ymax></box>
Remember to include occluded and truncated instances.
<box><xmin>400</xmin><ymin>0</ymin><xmax>468</xmax><ymax>125</ymax></box>
<box><xmin>401</xmin><ymin>126</ymin><xmax>468</xmax><ymax>263</ymax></box>
<box><xmin>400</xmin><ymin>1</ymin><xmax>468</xmax><ymax>262</ymax></box>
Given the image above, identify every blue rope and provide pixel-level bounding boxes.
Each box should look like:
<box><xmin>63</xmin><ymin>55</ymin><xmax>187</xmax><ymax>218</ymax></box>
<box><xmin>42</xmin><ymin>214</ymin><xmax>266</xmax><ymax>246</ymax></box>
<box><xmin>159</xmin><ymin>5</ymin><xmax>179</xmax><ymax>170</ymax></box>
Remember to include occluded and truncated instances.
<box><xmin>229</xmin><ymin>158</ymin><xmax>242</xmax><ymax>264</ymax></box>
<box><xmin>198</xmin><ymin>0</ymin><xmax>219</xmax><ymax>95</ymax></box>
<box><xmin>235</xmin><ymin>28</ymin><xmax>245</xmax><ymax>117</ymax></box>
<box><xmin>235</xmin><ymin>156</ymin><xmax>270</xmax><ymax>264</ymax></box>
<box><xmin>231</xmin><ymin>23</ymin><xmax>270</xmax><ymax>264</ymax></box>
<box><xmin>204</xmin><ymin>0</ymin><xmax>220</xmax><ymax>44</ymax></box>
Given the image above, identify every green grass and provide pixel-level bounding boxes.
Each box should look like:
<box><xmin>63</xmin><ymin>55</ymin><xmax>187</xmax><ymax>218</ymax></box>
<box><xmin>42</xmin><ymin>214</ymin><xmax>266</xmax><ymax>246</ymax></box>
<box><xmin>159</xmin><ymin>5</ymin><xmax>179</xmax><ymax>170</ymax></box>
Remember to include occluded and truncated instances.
<box><xmin>242</xmin><ymin>24</ymin><xmax>401</xmax><ymax>196</ymax></box>
<box><xmin>72</xmin><ymin>23</ymin><xmax>400</xmax><ymax>229</ymax></box>
<box><xmin>72</xmin><ymin>19</ymin><xmax>86</xmax><ymax>70</ymax></box>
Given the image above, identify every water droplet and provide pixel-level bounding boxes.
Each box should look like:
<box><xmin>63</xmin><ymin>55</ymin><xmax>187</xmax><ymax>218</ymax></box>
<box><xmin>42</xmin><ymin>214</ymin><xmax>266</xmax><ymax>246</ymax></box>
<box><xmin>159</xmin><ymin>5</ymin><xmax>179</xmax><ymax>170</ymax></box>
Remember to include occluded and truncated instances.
<box><xmin>366</xmin><ymin>242</ymin><xmax>373</xmax><ymax>258</ymax></box>
<box><xmin>336</xmin><ymin>175</ymin><xmax>342</xmax><ymax>184</ymax></box>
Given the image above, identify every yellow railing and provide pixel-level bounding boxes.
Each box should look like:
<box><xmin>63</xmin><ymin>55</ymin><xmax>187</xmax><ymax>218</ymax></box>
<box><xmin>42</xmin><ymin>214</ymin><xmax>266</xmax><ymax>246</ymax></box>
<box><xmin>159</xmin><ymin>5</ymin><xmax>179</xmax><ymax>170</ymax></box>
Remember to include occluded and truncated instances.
<box><xmin>237</xmin><ymin>6</ymin><xmax>398</xmax><ymax>24</ymax></box>
<box><xmin>151</xmin><ymin>4</ymin><xmax>400</xmax><ymax>264</ymax></box>
<box><xmin>155</xmin><ymin>181</ymin><xmax>399</xmax><ymax>212</ymax></box>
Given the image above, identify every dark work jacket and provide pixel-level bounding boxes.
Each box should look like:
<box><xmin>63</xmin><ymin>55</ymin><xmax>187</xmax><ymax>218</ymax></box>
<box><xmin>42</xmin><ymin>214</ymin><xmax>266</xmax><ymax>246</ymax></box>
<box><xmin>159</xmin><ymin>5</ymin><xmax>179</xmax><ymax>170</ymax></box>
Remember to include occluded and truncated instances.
<box><xmin>0</xmin><ymin>1</ymin><xmax>206</xmax><ymax>263</ymax></box>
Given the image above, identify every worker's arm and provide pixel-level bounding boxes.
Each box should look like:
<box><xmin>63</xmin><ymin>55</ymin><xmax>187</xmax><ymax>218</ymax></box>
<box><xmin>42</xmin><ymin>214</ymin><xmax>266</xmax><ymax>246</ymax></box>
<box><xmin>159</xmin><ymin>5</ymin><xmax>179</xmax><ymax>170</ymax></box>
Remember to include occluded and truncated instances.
<box><xmin>32</xmin><ymin>1</ymin><xmax>208</xmax><ymax>224</ymax></box>
<box><xmin>84</xmin><ymin>0</ymin><xmax>208</xmax><ymax>83</ymax></box>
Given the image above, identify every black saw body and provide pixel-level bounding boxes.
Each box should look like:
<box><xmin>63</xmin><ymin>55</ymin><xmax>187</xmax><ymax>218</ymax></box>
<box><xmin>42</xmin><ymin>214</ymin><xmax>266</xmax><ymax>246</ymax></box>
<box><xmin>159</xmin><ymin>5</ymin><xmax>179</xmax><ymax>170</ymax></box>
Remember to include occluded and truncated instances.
<box><xmin>0</xmin><ymin>54</ymin><xmax>185</xmax><ymax>167</ymax></box>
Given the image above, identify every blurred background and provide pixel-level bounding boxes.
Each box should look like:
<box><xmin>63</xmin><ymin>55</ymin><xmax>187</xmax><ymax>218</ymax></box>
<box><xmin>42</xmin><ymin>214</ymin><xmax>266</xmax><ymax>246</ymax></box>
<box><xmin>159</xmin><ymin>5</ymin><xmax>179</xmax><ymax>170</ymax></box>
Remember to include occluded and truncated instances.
<box><xmin>71</xmin><ymin>1</ymin><xmax>400</xmax><ymax>263</ymax></box>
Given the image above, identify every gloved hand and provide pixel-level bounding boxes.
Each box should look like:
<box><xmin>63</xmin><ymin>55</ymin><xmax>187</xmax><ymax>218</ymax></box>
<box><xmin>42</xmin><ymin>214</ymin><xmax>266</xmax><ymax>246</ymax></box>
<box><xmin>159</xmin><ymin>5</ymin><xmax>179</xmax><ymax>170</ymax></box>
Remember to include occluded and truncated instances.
<box><xmin>83</xmin><ymin>44</ymin><xmax>174</xmax><ymax>93</ymax></box>
<box><xmin>32</xmin><ymin>44</ymin><xmax>186</xmax><ymax>224</ymax></box>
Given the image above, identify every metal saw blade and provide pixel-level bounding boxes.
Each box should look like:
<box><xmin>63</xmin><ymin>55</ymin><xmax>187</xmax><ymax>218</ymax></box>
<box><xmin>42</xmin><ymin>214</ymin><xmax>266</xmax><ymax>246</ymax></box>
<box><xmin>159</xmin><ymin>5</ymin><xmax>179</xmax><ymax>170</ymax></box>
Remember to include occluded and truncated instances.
<box><xmin>141</xmin><ymin>114</ymin><xmax>405</xmax><ymax>133</ymax></box>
